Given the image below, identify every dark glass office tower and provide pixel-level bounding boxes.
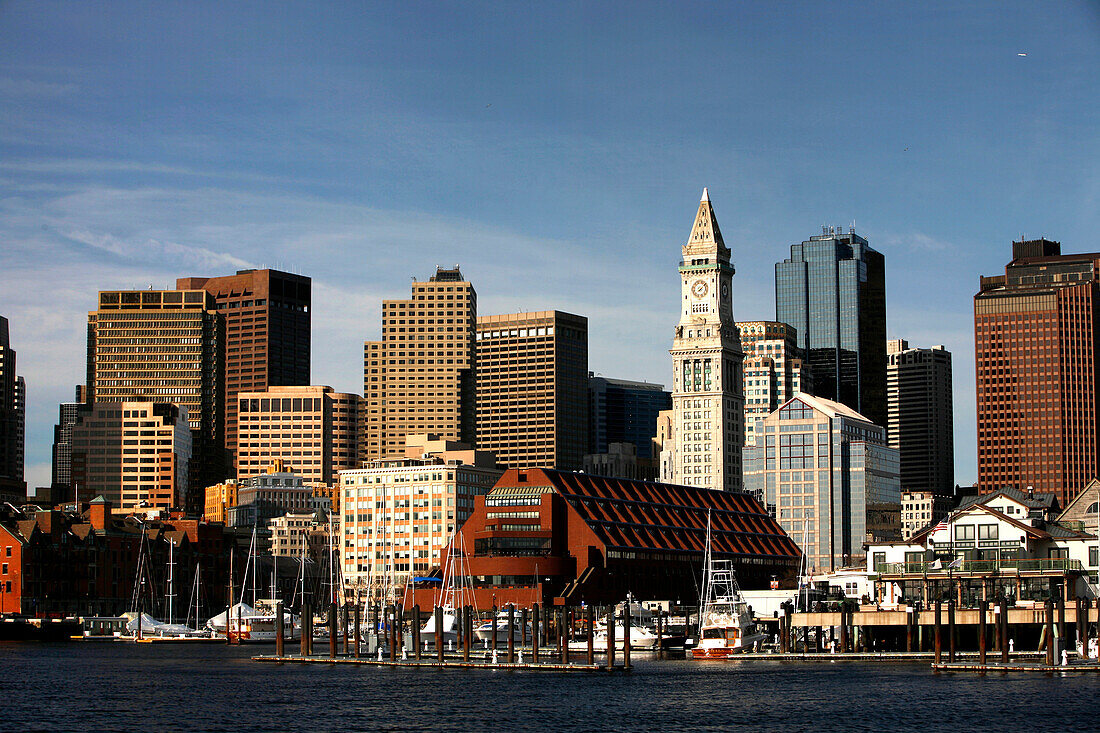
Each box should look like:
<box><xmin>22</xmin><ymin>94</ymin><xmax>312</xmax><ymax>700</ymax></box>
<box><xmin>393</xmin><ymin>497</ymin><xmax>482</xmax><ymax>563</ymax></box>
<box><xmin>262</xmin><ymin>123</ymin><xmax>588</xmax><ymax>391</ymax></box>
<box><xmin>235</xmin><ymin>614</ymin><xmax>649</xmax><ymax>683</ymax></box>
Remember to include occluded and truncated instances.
<box><xmin>776</xmin><ymin>227</ymin><xmax>887</xmax><ymax>428</ymax></box>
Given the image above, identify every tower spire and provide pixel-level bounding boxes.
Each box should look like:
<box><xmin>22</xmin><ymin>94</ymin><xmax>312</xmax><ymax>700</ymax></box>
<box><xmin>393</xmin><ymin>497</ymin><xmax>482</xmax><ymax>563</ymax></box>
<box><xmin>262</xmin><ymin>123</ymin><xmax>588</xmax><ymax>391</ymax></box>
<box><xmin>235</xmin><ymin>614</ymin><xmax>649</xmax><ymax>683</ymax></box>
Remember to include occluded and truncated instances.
<box><xmin>686</xmin><ymin>188</ymin><xmax>728</xmax><ymax>254</ymax></box>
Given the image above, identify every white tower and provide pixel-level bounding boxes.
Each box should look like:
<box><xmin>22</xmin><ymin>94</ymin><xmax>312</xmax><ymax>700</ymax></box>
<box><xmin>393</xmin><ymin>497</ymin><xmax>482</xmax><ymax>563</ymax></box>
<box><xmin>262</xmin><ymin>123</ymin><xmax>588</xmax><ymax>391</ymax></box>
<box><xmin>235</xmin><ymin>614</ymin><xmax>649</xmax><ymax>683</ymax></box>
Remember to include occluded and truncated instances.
<box><xmin>663</xmin><ymin>189</ymin><xmax>745</xmax><ymax>491</ymax></box>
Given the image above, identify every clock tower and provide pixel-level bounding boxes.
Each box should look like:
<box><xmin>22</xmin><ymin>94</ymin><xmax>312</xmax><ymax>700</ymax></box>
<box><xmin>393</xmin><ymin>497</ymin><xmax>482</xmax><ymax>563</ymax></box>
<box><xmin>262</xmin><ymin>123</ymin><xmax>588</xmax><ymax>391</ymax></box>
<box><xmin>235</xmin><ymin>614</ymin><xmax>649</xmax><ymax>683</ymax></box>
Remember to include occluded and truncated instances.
<box><xmin>662</xmin><ymin>188</ymin><xmax>745</xmax><ymax>492</ymax></box>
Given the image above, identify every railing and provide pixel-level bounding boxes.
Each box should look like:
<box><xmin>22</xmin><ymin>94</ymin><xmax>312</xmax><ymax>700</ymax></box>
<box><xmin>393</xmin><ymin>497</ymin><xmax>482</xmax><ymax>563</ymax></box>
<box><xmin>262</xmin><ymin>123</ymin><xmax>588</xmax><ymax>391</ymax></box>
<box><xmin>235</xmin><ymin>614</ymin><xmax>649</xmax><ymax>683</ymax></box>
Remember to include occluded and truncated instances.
<box><xmin>879</xmin><ymin>558</ymin><xmax>1084</xmax><ymax>575</ymax></box>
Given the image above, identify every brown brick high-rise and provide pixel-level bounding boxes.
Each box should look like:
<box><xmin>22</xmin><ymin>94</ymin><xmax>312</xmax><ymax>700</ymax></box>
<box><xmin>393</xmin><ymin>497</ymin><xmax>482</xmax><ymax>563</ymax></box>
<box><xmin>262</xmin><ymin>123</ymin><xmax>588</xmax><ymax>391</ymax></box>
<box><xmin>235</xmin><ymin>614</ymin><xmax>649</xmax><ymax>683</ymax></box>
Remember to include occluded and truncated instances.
<box><xmin>975</xmin><ymin>239</ymin><xmax>1100</xmax><ymax>507</ymax></box>
<box><xmin>362</xmin><ymin>266</ymin><xmax>477</xmax><ymax>460</ymax></box>
<box><xmin>176</xmin><ymin>269</ymin><xmax>311</xmax><ymax>472</ymax></box>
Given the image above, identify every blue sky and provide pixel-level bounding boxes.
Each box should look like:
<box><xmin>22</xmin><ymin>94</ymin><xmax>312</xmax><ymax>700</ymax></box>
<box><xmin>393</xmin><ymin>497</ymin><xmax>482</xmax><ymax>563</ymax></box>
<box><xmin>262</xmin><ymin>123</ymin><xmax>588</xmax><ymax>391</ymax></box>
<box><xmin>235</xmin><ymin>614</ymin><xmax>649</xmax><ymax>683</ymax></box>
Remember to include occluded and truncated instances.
<box><xmin>2</xmin><ymin>1</ymin><xmax>1098</xmax><ymax>491</ymax></box>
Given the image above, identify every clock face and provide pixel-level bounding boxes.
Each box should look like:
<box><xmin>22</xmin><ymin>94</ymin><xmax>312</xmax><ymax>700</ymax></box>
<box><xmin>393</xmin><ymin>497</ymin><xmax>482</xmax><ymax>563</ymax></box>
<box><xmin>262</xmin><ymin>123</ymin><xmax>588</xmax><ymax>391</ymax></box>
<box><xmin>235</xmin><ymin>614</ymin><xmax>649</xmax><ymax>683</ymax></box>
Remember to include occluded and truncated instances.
<box><xmin>721</xmin><ymin>283</ymin><xmax>729</xmax><ymax>298</ymax></box>
<box><xmin>691</xmin><ymin>280</ymin><xmax>708</xmax><ymax>298</ymax></box>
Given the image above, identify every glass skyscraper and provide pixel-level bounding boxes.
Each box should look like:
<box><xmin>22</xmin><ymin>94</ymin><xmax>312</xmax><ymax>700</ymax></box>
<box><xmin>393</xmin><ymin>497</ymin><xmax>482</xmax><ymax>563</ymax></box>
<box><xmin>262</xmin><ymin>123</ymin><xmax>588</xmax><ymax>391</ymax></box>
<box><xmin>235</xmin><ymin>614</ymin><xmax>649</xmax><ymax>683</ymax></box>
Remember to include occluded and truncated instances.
<box><xmin>775</xmin><ymin>227</ymin><xmax>887</xmax><ymax>429</ymax></box>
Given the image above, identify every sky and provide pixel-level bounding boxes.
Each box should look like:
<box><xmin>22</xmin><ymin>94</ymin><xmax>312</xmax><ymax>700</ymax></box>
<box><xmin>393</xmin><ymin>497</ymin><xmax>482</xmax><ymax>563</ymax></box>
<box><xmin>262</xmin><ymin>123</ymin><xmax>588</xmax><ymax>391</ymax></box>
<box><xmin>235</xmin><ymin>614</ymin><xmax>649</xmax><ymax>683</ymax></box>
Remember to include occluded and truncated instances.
<box><xmin>1</xmin><ymin>1</ymin><xmax>1098</xmax><ymax>492</ymax></box>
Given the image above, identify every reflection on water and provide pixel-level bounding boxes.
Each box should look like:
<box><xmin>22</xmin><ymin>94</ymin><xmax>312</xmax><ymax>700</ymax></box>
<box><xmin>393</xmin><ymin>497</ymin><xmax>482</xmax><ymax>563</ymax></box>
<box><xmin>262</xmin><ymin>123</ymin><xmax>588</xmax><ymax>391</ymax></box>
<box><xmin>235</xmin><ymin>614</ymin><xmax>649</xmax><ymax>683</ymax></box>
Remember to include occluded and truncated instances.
<box><xmin>2</xmin><ymin>644</ymin><xmax>1098</xmax><ymax>732</ymax></box>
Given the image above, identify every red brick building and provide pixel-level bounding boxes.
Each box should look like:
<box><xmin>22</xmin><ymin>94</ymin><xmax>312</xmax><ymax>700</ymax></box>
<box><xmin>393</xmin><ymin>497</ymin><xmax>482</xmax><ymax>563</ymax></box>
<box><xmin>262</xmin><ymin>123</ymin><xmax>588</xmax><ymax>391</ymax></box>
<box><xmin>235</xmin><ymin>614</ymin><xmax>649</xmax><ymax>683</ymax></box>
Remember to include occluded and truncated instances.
<box><xmin>0</xmin><ymin>498</ymin><xmax>229</xmax><ymax>617</ymax></box>
<box><xmin>975</xmin><ymin>239</ymin><xmax>1100</xmax><ymax>506</ymax></box>
<box><xmin>415</xmin><ymin>468</ymin><xmax>800</xmax><ymax>610</ymax></box>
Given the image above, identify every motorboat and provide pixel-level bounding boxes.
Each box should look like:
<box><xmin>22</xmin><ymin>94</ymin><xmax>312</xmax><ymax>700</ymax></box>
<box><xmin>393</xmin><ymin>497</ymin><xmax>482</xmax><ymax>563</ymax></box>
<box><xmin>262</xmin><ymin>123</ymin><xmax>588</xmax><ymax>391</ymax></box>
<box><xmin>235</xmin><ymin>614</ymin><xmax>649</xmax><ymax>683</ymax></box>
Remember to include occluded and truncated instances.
<box><xmin>473</xmin><ymin>610</ymin><xmax>531</xmax><ymax>644</ymax></box>
<box><xmin>690</xmin><ymin>513</ymin><xmax>766</xmax><ymax>659</ymax></box>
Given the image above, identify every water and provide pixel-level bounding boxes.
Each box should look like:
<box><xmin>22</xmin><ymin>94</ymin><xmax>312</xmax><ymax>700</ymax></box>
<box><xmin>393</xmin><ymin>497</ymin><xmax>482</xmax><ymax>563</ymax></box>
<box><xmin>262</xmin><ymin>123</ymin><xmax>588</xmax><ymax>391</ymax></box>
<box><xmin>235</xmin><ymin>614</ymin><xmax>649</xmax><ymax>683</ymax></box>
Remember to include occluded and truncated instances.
<box><xmin>2</xmin><ymin>643</ymin><xmax>1098</xmax><ymax>731</ymax></box>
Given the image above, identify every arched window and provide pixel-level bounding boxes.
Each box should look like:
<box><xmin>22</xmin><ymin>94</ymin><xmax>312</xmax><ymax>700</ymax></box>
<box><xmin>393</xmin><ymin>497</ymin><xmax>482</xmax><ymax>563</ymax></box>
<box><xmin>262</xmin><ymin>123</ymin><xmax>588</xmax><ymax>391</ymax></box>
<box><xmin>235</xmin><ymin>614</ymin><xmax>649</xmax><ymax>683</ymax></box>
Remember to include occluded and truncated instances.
<box><xmin>1086</xmin><ymin>502</ymin><xmax>1099</xmax><ymax>515</ymax></box>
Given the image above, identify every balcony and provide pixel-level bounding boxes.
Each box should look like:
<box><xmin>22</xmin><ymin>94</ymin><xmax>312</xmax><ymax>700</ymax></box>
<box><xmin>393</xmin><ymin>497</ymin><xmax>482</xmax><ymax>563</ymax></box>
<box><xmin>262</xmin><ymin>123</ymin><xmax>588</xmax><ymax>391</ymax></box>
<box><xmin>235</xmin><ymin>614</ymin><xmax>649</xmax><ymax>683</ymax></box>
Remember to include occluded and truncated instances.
<box><xmin>879</xmin><ymin>558</ymin><xmax>1083</xmax><ymax>575</ymax></box>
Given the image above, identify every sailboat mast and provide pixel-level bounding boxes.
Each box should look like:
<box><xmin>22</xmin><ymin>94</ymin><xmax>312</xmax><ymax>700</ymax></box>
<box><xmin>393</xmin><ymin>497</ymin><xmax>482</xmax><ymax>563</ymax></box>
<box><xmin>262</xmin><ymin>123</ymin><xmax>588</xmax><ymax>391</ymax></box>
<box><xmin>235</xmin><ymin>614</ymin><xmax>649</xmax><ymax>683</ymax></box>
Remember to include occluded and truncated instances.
<box><xmin>167</xmin><ymin>539</ymin><xmax>174</xmax><ymax>626</ymax></box>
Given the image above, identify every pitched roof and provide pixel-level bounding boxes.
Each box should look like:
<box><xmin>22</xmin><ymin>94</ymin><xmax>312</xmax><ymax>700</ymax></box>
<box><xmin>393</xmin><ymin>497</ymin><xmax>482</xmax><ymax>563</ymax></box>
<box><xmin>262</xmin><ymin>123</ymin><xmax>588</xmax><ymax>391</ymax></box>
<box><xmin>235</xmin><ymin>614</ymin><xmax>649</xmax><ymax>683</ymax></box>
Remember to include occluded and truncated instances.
<box><xmin>686</xmin><ymin>189</ymin><xmax>729</xmax><ymax>253</ymax></box>
<box><xmin>498</xmin><ymin>469</ymin><xmax>801</xmax><ymax>563</ymax></box>
<box><xmin>780</xmin><ymin>394</ymin><xmax>873</xmax><ymax>424</ymax></box>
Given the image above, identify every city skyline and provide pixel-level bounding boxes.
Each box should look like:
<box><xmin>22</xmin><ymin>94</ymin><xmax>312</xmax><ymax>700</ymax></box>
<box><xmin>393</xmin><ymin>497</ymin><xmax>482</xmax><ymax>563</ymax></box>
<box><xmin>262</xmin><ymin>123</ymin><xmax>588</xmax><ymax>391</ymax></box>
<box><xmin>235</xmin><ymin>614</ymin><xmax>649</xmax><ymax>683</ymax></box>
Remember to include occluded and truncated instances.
<box><xmin>2</xmin><ymin>3</ymin><xmax>1099</xmax><ymax>491</ymax></box>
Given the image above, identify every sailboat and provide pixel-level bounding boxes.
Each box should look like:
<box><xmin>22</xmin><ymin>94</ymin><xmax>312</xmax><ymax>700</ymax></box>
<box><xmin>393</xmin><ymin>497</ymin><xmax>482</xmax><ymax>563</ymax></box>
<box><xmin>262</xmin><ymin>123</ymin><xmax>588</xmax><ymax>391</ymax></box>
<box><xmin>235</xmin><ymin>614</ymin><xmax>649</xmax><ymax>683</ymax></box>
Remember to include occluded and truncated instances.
<box><xmin>420</xmin><ymin>532</ymin><xmax>475</xmax><ymax>647</ymax></box>
<box><xmin>690</xmin><ymin>510</ymin><xmax>765</xmax><ymax>659</ymax></box>
<box><xmin>207</xmin><ymin>524</ymin><xmax>299</xmax><ymax>642</ymax></box>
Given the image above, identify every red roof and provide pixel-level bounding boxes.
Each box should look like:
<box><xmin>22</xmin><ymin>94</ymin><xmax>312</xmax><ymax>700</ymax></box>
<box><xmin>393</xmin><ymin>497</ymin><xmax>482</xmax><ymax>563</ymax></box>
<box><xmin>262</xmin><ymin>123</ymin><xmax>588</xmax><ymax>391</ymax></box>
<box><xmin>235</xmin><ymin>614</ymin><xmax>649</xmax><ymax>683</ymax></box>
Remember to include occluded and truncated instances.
<box><xmin>498</xmin><ymin>469</ymin><xmax>801</xmax><ymax>562</ymax></box>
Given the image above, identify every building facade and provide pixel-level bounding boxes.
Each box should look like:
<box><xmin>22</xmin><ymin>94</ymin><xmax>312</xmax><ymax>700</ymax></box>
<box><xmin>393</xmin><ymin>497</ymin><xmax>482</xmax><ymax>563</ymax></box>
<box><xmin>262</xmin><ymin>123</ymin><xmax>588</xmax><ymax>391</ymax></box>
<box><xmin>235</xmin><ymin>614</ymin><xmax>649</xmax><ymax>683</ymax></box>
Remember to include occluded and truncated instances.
<box><xmin>50</xmin><ymin>387</ymin><xmax>89</xmax><ymax>498</ymax></box>
<box><xmin>887</xmin><ymin>339</ymin><xmax>954</xmax><ymax>495</ymax></box>
<box><xmin>974</xmin><ymin>239</ymin><xmax>1100</xmax><ymax>507</ymax></box>
<box><xmin>475</xmin><ymin>311</ymin><xmax>588</xmax><ymax>470</ymax></box>
<box><xmin>86</xmin><ymin>289</ymin><xmax>224</xmax><ymax>510</ymax></box>
<box><xmin>339</xmin><ymin>435</ymin><xmax>502</xmax><ymax>603</ymax></box>
<box><xmin>226</xmin><ymin>463</ymin><xmax>314</xmax><ymax>528</ymax></box>
<box><xmin>362</xmin><ymin>267</ymin><xmax>477</xmax><ymax>462</ymax></box>
<box><xmin>737</xmin><ymin>321</ymin><xmax>810</xmax><ymax>447</ymax></box>
<box><xmin>775</xmin><ymin>226</ymin><xmax>887</xmax><ymax>429</ymax></box>
<box><xmin>176</xmin><ymin>269</ymin><xmax>311</xmax><ymax>473</ymax></box>
<box><xmin>0</xmin><ymin>316</ymin><xmax>26</xmax><ymax>503</ymax></box>
<box><xmin>743</xmin><ymin>394</ymin><xmax>901</xmax><ymax>573</ymax></box>
<box><xmin>900</xmin><ymin>489</ymin><xmax>952</xmax><ymax>540</ymax></box>
<box><xmin>235</xmin><ymin>385</ymin><xmax>359</xmax><ymax>485</ymax></box>
<box><xmin>414</xmin><ymin>468</ymin><xmax>801</xmax><ymax>610</ymax></box>
<box><xmin>587</xmin><ymin>374</ymin><xmax>670</xmax><ymax>460</ymax></box>
<box><xmin>582</xmin><ymin>441</ymin><xmax>660</xmax><ymax>482</ymax></box>
<box><xmin>203</xmin><ymin>479</ymin><xmax>239</xmax><ymax>524</ymax></box>
<box><xmin>69</xmin><ymin>402</ymin><xmax>192</xmax><ymax>512</ymax></box>
<box><xmin>664</xmin><ymin>189</ymin><xmax>745</xmax><ymax>492</ymax></box>
<box><xmin>268</xmin><ymin>509</ymin><xmax>328</xmax><ymax>560</ymax></box>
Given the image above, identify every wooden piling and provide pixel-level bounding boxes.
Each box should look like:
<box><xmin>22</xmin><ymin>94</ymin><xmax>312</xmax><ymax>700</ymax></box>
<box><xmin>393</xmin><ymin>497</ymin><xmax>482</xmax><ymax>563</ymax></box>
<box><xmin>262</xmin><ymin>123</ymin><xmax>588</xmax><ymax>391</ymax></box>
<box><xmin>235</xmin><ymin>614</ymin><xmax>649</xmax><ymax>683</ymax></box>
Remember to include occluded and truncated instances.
<box><xmin>462</xmin><ymin>606</ymin><xmax>471</xmax><ymax>664</ymax></box>
<box><xmin>275</xmin><ymin>601</ymin><xmax>285</xmax><ymax>657</ymax></box>
<box><xmin>354</xmin><ymin>604</ymin><xmax>361</xmax><ymax>659</ymax></box>
<box><xmin>341</xmin><ymin>604</ymin><xmax>349</xmax><ymax>656</ymax></box>
<box><xmin>491</xmin><ymin>603</ymin><xmax>498</xmax><ymax>652</ymax></box>
<box><xmin>947</xmin><ymin>600</ymin><xmax>956</xmax><ymax>662</ymax></box>
<box><xmin>978</xmin><ymin>599</ymin><xmax>987</xmax><ymax>665</ymax></box>
<box><xmin>586</xmin><ymin>605</ymin><xmax>594</xmax><ymax>665</ymax></box>
<box><xmin>412</xmin><ymin>605</ymin><xmax>421</xmax><ymax>661</ymax></box>
<box><xmin>1044</xmin><ymin>597</ymin><xmax>1054</xmax><ymax>666</ymax></box>
<box><xmin>905</xmin><ymin>606</ymin><xmax>914</xmax><ymax>652</ymax></box>
<box><xmin>507</xmin><ymin>605</ymin><xmax>515</xmax><ymax>664</ymax></box>
<box><xmin>396</xmin><ymin>603</ymin><xmax>404</xmax><ymax>650</ymax></box>
<box><xmin>435</xmin><ymin>606</ymin><xmax>444</xmax><ymax>663</ymax></box>
<box><xmin>532</xmin><ymin>603</ymin><xmax>540</xmax><ymax>662</ymax></box>
<box><xmin>656</xmin><ymin>610</ymin><xmax>663</xmax><ymax>657</ymax></box>
<box><xmin>521</xmin><ymin>607</ymin><xmax>528</xmax><ymax>647</ymax></box>
<box><xmin>388</xmin><ymin>605</ymin><xmax>396</xmax><ymax>663</ymax></box>
<box><xmin>1076</xmin><ymin>598</ymin><xmax>1085</xmax><ymax>660</ymax></box>
<box><xmin>999</xmin><ymin>598</ymin><xmax>1009</xmax><ymax>663</ymax></box>
<box><xmin>623</xmin><ymin>602</ymin><xmax>632</xmax><ymax>670</ymax></box>
<box><xmin>933</xmin><ymin>601</ymin><xmax>942</xmax><ymax>664</ymax></box>
<box><xmin>328</xmin><ymin>603</ymin><xmax>337</xmax><ymax>659</ymax></box>
<box><xmin>1057</xmin><ymin>595</ymin><xmax>1066</xmax><ymax>653</ymax></box>
<box><xmin>300</xmin><ymin>602</ymin><xmax>309</xmax><ymax>656</ymax></box>
<box><xmin>606</xmin><ymin>607</ymin><xmax>616</xmax><ymax>670</ymax></box>
<box><xmin>839</xmin><ymin>609</ymin><xmax>849</xmax><ymax>654</ymax></box>
<box><xmin>559</xmin><ymin>609</ymin><xmax>567</xmax><ymax>664</ymax></box>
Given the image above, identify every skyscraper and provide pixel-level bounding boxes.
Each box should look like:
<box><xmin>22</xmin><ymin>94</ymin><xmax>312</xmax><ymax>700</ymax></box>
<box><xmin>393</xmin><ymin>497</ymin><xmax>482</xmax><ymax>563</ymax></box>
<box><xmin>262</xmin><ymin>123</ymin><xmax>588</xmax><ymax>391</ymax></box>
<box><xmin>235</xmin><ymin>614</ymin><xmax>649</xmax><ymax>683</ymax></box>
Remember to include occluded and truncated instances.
<box><xmin>87</xmin><ymin>289</ymin><xmax>223</xmax><ymax>510</ymax></box>
<box><xmin>362</xmin><ymin>266</ymin><xmax>477</xmax><ymax>461</ymax></box>
<box><xmin>887</xmin><ymin>339</ymin><xmax>954</xmax><ymax>495</ymax></box>
<box><xmin>176</xmin><ymin>269</ymin><xmax>311</xmax><ymax>471</ymax></box>
<box><xmin>0</xmin><ymin>315</ymin><xmax>26</xmax><ymax>503</ymax></box>
<box><xmin>475</xmin><ymin>311</ymin><xmax>588</xmax><ymax>470</ymax></box>
<box><xmin>51</xmin><ymin>386</ymin><xmax>88</xmax><ymax>496</ymax></box>
<box><xmin>236</xmin><ymin>385</ymin><xmax>359</xmax><ymax>485</ymax></box>
<box><xmin>775</xmin><ymin>227</ymin><xmax>887</xmax><ymax>428</ymax></box>
<box><xmin>975</xmin><ymin>238</ymin><xmax>1099</xmax><ymax>507</ymax></box>
<box><xmin>663</xmin><ymin>189</ymin><xmax>745</xmax><ymax>492</ymax></box>
<box><xmin>737</xmin><ymin>321</ymin><xmax>810</xmax><ymax>447</ymax></box>
<box><xmin>588</xmin><ymin>374</ymin><xmax>671</xmax><ymax>459</ymax></box>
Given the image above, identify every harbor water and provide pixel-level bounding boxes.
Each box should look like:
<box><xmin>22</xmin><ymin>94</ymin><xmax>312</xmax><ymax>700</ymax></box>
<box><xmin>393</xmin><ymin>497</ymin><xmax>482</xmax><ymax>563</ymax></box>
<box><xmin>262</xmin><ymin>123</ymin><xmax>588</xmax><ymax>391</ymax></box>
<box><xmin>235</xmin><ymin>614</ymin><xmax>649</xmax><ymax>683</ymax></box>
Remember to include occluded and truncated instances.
<box><xmin>2</xmin><ymin>643</ymin><xmax>1098</xmax><ymax>731</ymax></box>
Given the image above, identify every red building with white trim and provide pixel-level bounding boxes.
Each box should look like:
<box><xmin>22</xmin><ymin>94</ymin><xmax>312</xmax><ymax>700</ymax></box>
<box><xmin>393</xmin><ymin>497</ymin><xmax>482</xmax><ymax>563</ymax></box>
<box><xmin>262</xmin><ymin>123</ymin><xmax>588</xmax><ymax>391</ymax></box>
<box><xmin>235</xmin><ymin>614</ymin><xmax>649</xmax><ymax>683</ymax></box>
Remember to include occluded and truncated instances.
<box><xmin>415</xmin><ymin>468</ymin><xmax>801</xmax><ymax>610</ymax></box>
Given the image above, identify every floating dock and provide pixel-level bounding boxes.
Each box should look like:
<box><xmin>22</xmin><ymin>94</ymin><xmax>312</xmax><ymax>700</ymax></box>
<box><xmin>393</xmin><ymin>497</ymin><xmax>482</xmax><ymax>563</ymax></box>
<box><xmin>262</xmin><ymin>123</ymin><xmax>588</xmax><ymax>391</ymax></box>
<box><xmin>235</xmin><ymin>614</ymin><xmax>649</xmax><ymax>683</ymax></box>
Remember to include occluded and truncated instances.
<box><xmin>252</xmin><ymin>653</ymin><xmax>609</xmax><ymax>672</ymax></box>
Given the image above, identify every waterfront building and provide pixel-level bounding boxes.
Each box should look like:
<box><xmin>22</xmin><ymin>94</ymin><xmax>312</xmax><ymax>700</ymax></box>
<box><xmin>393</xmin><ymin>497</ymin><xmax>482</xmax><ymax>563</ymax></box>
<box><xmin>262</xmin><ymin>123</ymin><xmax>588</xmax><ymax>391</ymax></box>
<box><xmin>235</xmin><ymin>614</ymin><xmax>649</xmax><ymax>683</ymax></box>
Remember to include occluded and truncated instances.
<box><xmin>268</xmin><ymin>509</ymin><xmax>329</xmax><ymax>561</ymax></box>
<box><xmin>339</xmin><ymin>434</ymin><xmax>502</xmax><ymax>602</ymax></box>
<box><xmin>86</xmin><ymin>288</ymin><xmax>224</xmax><ymax>511</ymax></box>
<box><xmin>204</xmin><ymin>478</ymin><xmax>239</xmax><ymax>524</ymax></box>
<box><xmin>1058</xmin><ymin>479</ymin><xmax>1100</xmax><ymax>543</ymax></box>
<box><xmin>868</xmin><ymin>486</ymin><xmax>1094</xmax><ymax>605</ymax></box>
<box><xmin>475</xmin><ymin>311</ymin><xmax>588</xmax><ymax>470</ymax></box>
<box><xmin>775</xmin><ymin>226</ymin><xmax>887</xmax><ymax>428</ymax></box>
<box><xmin>587</xmin><ymin>374</ymin><xmax>670</xmax><ymax>460</ymax></box>
<box><xmin>664</xmin><ymin>189</ymin><xmax>746</xmax><ymax>492</ymax></box>
<box><xmin>177</xmin><ymin>269</ymin><xmax>311</xmax><ymax>472</ymax></box>
<box><xmin>69</xmin><ymin>402</ymin><xmax>192</xmax><ymax>512</ymax></box>
<box><xmin>0</xmin><ymin>316</ymin><xmax>26</xmax><ymax>503</ymax></box>
<box><xmin>413</xmin><ymin>468</ymin><xmax>800</xmax><ymax>610</ymax></box>
<box><xmin>736</xmin><ymin>321</ymin><xmax>810</xmax><ymax>447</ymax></box>
<box><xmin>887</xmin><ymin>339</ymin><xmax>954</xmax><ymax>496</ymax></box>
<box><xmin>0</xmin><ymin>497</ymin><xmax>229</xmax><ymax>616</ymax></box>
<box><xmin>900</xmin><ymin>489</ymin><xmax>952</xmax><ymax>540</ymax></box>
<box><xmin>235</xmin><ymin>385</ymin><xmax>359</xmax><ymax>484</ymax></box>
<box><xmin>225</xmin><ymin>461</ymin><xmax>313</xmax><ymax>528</ymax></box>
<box><xmin>362</xmin><ymin>266</ymin><xmax>477</xmax><ymax>462</ymax></box>
<box><xmin>974</xmin><ymin>238</ymin><xmax>1100</xmax><ymax>507</ymax></box>
<box><xmin>743</xmin><ymin>394</ymin><xmax>901</xmax><ymax>573</ymax></box>
<box><xmin>582</xmin><ymin>441</ymin><xmax>660</xmax><ymax>482</ymax></box>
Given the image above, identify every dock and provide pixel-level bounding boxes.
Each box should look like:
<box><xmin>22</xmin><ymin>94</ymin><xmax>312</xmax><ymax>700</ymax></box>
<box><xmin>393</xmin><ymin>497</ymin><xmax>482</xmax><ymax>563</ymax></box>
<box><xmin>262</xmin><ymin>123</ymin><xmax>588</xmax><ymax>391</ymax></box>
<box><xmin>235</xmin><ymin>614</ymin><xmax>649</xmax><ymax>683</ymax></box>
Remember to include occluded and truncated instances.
<box><xmin>251</xmin><ymin>653</ymin><xmax>607</xmax><ymax>672</ymax></box>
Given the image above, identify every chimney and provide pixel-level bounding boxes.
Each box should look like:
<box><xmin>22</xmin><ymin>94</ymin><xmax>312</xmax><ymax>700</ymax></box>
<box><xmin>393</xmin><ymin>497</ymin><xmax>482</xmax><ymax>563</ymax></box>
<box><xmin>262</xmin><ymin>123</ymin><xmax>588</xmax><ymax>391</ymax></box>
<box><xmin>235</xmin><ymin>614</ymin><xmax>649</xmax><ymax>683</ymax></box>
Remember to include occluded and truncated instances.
<box><xmin>89</xmin><ymin>496</ymin><xmax>111</xmax><ymax>531</ymax></box>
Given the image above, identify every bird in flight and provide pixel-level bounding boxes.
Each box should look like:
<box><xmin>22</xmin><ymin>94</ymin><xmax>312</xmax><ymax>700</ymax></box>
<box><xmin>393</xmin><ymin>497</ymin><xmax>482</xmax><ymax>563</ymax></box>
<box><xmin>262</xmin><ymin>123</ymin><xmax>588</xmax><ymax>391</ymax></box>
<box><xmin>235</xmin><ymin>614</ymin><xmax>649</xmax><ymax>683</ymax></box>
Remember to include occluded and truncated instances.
<box><xmin>1017</xmin><ymin>53</ymin><xmax>1028</xmax><ymax>57</ymax></box>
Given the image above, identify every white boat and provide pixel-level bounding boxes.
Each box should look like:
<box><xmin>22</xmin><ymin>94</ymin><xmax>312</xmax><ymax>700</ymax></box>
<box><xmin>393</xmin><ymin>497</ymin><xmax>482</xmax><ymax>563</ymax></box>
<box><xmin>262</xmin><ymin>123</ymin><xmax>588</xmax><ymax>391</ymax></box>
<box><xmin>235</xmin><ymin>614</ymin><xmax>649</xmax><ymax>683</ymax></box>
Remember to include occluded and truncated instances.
<box><xmin>473</xmin><ymin>611</ymin><xmax>532</xmax><ymax>644</ymax></box>
<box><xmin>419</xmin><ymin>531</ymin><xmax>475</xmax><ymax>647</ymax></box>
<box><xmin>124</xmin><ymin>612</ymin><xmax>213</xmax><ymax>639</ymax></box>
<box><xmin>206</xmin><ymin>601</ymin><xmax>300</xmax><ymax>643</ymax></box>
<box><xmin>691</xmin><ymin>512</ymin><xmax>766</xmax><ymax>659</ymax></box>
<box><xmin>568</xmin><ymin>621</ymin><xmax>659</xmax><ymax>652</ymax></box>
